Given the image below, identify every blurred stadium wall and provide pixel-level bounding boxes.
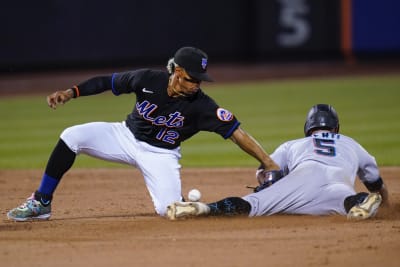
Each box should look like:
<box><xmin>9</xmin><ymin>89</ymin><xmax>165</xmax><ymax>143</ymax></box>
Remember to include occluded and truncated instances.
<box><xmin>1</xmin><ymin>0</ymin><xmax>399</xmax><ymax>72</ymax></box>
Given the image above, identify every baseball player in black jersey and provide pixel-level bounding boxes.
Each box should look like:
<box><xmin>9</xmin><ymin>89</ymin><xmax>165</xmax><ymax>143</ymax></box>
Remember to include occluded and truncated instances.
<box><xmin>7</xmin><ymin>46</ymin><xmax>279</xmax><ymax>221</ymax></box>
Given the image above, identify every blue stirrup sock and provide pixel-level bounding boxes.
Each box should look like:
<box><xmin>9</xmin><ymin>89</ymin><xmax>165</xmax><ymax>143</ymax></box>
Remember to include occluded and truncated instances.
<box><xmin>34</xmin><ymin>139</ymin><xmax>76</xmax><ymax>206</ymax></box>
<box><xmin>35</xmin><ymin>174</ymin><xmax>60</xmax><ymax>206</ymax></box>
<box><xmin>38</xmin><ymin>174</ymin><xmax>60</xmax><ymax>196</ymax></box>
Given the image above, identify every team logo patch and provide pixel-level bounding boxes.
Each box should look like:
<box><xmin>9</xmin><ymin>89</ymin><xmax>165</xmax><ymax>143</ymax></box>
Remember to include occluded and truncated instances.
<box><xmin>201</xmin><ymin>58</ymin><xmax>207</xmax><ymax>69</ymax></box>
<box><xmin>216</xmin><ymin>108</ymin><xmax>233</xmax><ymax>121</ymax></box>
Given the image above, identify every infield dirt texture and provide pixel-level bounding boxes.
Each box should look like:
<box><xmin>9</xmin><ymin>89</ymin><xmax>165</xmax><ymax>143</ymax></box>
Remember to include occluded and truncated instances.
<box><xmin>1</xmin><ymin>62</ymin><xmax>399</xmax><ymax>267</ymax></box>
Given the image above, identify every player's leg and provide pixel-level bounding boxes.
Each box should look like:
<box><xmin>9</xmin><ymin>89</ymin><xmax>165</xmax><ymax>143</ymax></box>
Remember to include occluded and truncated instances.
<box><xmin>207</xmin><ymin>197</ymin><xmax>251</xmax><ymax>215</ymax></box>
<box><xmin>7</xmin><ymin>138</ymin><xmax>76</xmax><ymax>221</ymax></box>
<box><xmin>136</xmin><ymin>147</ymin><xmax>183</xmax><ymax>216</ymax></box>
<box><xmin>49</xmin><ymin>121</ymin><xmax>134</xmax><ymax>190</ymax></box>
<box><xmin>168</xmin><ymin>165</ymin><xmax>314</xmax><ymax>220</ymax></box>
<box><xmin>245</xmin><ymin>161</ymin><xmax>364</xmax><ymax>217</ymax></box>
<box><xmin>37</xmin><ymin>139</ymin><xmax>76</xmax><ymax>202</ymax></box>
<box><xmin>168</xmin><ymin>169</ymin><xmax>305</xmax><ymax>219</ymax></box>
<box><xmin>61</xmin><ymin>122</ymin><xmax>136</xmax><ymax>162</ymax></box>
<box><xmin>166</xmin><ymin>197</ymin><xmax>251</xmax><ymax>220</ymax></box>
<box><xmin>7</xmin><ymin>122</ymin><xmax>133</xmax><ymax>221</ymax></box>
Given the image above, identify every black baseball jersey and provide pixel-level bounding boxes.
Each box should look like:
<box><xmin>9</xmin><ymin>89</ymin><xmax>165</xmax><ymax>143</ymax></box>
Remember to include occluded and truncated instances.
<box><xmin>77</xmin><ymin>69</ymin><xmax>240</xmax><ymax>149</ymax></box>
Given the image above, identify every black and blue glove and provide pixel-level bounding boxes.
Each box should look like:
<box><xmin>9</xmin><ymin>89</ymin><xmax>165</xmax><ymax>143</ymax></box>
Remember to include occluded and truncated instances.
<box><xmin>254</xmin><ymin>169</ymin><xmax>284</xmax><ymax>193</ymax></box>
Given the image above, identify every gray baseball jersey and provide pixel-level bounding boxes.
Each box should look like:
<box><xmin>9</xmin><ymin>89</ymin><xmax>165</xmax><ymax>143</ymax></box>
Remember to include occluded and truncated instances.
<box><xmin>243</xmin><ymin>130</ymin><xmax>380</xmax><ymax>216</ymax></box>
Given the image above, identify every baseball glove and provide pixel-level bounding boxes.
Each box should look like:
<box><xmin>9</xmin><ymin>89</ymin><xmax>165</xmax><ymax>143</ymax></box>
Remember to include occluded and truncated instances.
<box><xmin>253</xmin><ymin>169</ymin><xmax>284</xmax><ymax>193</ymax></box>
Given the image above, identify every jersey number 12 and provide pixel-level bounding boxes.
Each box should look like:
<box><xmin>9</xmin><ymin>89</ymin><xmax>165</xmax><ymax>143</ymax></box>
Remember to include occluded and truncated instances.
<box><xmin>156</xmin><ymin>128</ymin><xmax>179</xmax><ymax>144</ymax></box>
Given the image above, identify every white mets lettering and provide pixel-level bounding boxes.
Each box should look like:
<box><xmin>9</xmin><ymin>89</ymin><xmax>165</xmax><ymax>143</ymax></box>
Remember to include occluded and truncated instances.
<box><xmin>136</xmin><ymin>100</ymin><xmax>184</xmax><ymax>128</ymax></box>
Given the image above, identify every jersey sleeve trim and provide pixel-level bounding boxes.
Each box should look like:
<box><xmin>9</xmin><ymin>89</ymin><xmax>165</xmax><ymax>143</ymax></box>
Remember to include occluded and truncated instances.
<box><xmin>111</xmin><ymin>73</ymin><xmax>120</xmax><ymax>96</ymax></box>
<box><xmin>223</xmin><ymin>121</ymin><xmax>241</xmax><ymax>139</ymax></box>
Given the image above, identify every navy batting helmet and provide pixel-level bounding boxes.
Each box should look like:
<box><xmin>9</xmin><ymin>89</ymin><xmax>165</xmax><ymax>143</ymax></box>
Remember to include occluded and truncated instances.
<box><xmin>304</xmin><ymin>104</ymin><xmax>340</xmax><ymax>136</ymax></box>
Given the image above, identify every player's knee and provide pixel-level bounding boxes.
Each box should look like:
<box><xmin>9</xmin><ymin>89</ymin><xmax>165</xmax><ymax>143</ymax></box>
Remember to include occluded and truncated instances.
<box><xmin>60</xmin><ymin>125</ymin><xmax>89</xmax><ymax>153</ymax></box>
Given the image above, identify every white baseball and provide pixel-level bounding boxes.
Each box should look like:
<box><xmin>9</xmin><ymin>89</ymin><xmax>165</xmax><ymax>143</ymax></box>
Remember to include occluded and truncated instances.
<box><xmin>188</xmin><ymin>189</ymin><xmax>201</xmax><ymax>202</ymax></box>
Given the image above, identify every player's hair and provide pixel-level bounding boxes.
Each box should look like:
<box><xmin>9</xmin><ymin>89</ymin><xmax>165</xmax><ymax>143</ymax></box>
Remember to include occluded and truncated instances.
<box><xmin>166</xmin><ymin>58</ymin><xmax>178</xmax><ymax>75</ymax></box>
<box><xmin>304</xmin><ymin>104</ymin><xmax>340</xmax><ymax>136</ymax></box>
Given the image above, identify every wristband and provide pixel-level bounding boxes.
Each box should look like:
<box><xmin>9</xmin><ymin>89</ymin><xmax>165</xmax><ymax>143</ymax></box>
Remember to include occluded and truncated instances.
<box><xmin>71</xmin><ymin>85</ymin><xmax>80</xmax><ymax>98</ymax></box>
<box><xmin>364</xmin><ymin>177</ymin><xmax>383</xmax><ymax>192</ymax></box>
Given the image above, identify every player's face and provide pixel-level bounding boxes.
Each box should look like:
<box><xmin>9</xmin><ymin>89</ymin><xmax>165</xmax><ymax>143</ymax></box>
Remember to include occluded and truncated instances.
<box><xmin>182</xmin><ymin>75</ymin><xmax>201</xmax><ymax>84</ymax></box>
<box><xmin>177</xmin><ymin>69</ymin><xmax>201</xmax><ymax>95</ymax></box>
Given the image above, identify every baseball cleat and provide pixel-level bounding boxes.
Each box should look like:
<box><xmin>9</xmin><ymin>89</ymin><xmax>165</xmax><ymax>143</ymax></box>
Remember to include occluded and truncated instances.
<box><xmin>347</xmin><ymin>193</ymin><xmax>382</xmax><ymax>220</ymax></box>
<box><xmin>166</xmin><ymin>201</ymin><xmax>210</xmax><ymax>220</ymax></box>
<box><xmin>7</xmin><ymin>194</ymin><xmax>51</xmax><ymax>222</ymax></box>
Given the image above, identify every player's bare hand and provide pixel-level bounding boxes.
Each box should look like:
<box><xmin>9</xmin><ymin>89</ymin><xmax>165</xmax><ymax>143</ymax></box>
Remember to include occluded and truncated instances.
<box><xmin>47</xmin><ymin>89</ymin><xmax>73</xmax><ymax>109</ymax></box>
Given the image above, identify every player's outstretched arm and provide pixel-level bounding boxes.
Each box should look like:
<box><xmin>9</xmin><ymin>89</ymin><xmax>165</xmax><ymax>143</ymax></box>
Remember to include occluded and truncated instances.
<box><xmin>47</xmin><ymin>75</ymin><xmax>113</xmax><ymax>110</ymax></box>
<box><xmin>46</xmin><ymin>88</ymin><xmax>75</xmax><ymax>109</ymax></box>
<box><xmin>230</xmin><ymin>127</ymin><xmax>279</xmax><ymax>171</ymax></box>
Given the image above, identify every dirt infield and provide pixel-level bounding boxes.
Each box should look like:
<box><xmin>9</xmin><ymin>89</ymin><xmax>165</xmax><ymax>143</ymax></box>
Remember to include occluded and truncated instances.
<box><xmin>1</xmin><ymin>62</ymin><xmax>399</xmax><ymax>266</ymax></box>
<box><xmin>0</xmin><ymin>167</ymin><xmax>399</xmax><ymax>267</ymax></box>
